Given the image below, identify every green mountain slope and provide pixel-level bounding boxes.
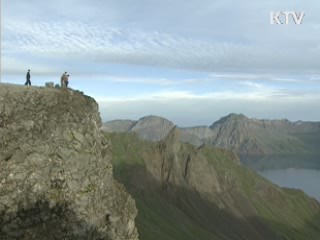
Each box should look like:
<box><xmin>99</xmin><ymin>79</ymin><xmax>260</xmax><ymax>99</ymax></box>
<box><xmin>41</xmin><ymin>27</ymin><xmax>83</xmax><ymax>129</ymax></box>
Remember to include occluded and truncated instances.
<box><xmin>104</xmin><ymin>130</ymin><xmax>320</xmax><ymax>240</ymax></box>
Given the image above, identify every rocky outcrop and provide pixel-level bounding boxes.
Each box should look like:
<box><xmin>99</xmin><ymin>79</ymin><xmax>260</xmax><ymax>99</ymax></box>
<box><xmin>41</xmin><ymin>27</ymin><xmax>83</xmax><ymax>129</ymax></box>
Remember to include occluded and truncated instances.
<box><xmin>0</xmin><ymin>84</ymin><xmax>138</xmax><ymax>240</ymax></box>
<box><xmin>130</xmin><ymin>116</ymin><xmax>175</xmax><ymax>141</ymax></box>
<box><xmin>207</xmin><ymin>113</ymin><xmax>320</xmax><ymax>156</ymax></box>
<box><xmin>101</xmin><ymin>120</ymin><xmax>137</xmax><ymax>133</ymax></box>
<box><xmin>103</xmin><ymin>115</ymin><xmax>175</xmax><ymax>142</ymax></box>
<box><xmin>149</xmin><ymin>128</ymin><xmax>242</xmax><ymax>202</ymax></box>
<box><xmin>179</xmin><ymin>126</ymin><xmax>215</xmax><ymax>147</ymax></box>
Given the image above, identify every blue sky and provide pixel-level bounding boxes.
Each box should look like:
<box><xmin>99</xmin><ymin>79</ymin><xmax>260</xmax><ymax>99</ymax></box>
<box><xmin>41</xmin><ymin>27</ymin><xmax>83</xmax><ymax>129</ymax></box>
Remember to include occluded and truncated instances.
<box><xmin>2</xmin><ymin>0</ymin><xmax>320</xmax><ymax>126</ymax></box>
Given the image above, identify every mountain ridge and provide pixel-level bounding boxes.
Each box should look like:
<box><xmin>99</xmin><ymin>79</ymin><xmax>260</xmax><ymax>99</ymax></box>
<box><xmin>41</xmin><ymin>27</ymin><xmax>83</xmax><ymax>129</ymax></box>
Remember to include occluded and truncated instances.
<box><xmin>103</xmin><ymin>113</ymin><xmax>320</xmax><ymax>158</ymax></box>
<box><xmin>103</xmin><ymin>115</ymin><xmax>175</xmax><ymax>142</ymax></box>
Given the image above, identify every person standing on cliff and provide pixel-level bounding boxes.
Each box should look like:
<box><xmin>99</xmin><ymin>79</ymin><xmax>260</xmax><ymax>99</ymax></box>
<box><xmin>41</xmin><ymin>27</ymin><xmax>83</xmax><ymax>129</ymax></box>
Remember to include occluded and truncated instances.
<box><xmin>62</xmin><ymin>72</ymin><xmax>69</xmax><ymax>88</ymax></box>
<box><xmin>60</xmin><ymin>72</ymin><xmax>66</xmax><ymax>88</ymax></box>
<box><xmin>25</xmin><ymin>69</ymin><xmax>31</xmax><ymax>86</ymax></box>
<box><xmin>65</xmin><ymin>74</ymin><xmax>70</xmax><ymax>88</ymax></box>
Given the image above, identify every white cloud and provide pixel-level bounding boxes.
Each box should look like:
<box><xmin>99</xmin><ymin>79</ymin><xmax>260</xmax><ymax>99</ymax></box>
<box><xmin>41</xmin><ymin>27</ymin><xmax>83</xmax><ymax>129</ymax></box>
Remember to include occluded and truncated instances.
<box><xmin>238</xmin><ymin>81</ymin><xmax>265</xmax><ymax>89</ymax></box>
<box><xmin>2</xmin><ymin>56</ymin><xmax>57</xmax><ymax>75</ymax></box>
<box><xmin>4</xmin><ymin>19</ymin><xmax>320</xmax><ymax>74</ymax></box>
<box><xmin>97</xmin><ymin>88</ymin><xmax>320</xmax><ymax>103</ymax></box>
<box><xmin>101</xmin><ymin>75</ymin><xmax>179</xmax><ymax>86</ymax></box>
<box><xmin>3</xmin><ymin>0</ymin><xmax>320</xmax><ymax>125</ymax></box>
<box><xmin>209</xmin><ymin>72</ymin><xmax>318</xmax><ymax>83</ymax></box>
<box><xmin>97</xmin><ymin>90</ymin><xmax>320</xmax><ymax>126</ymax></box>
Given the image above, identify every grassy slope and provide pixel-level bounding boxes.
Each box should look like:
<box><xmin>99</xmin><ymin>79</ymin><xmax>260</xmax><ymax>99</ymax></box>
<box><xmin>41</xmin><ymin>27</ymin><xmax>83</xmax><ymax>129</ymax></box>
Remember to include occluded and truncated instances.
<box><xmin>108</xmin><ymin>132</ymin><xmax>220</xmax><ymax>240</ymax></box>
<box><xmin>105</xmin><ymin>132</ymin><xmax>320</xmax><ymax>240</ymax></box>
<box><xmin>201</xmin><ymin>147</ymin><xmax>320</xmax><ymax>239</ymax></box>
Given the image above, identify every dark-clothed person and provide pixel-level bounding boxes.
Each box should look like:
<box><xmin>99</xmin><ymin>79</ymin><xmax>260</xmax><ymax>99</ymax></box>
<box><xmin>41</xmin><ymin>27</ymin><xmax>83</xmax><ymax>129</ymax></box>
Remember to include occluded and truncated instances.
<box><xmin>25</xmin><ymin>70</ymin><xmax>31</xmax><ymax>86</ymax></box>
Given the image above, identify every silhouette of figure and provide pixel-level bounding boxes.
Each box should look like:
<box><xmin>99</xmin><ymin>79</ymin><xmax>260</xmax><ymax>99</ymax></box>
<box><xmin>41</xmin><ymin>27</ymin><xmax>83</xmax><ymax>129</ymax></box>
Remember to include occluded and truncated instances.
<box><xmin>61</xmin><ymin>72</ymin><xmax>67</xmax><ymax>88</ymax></box>
<box><xmin>65</xmin><ymin>74</ymin><xmax>70</xmax><ymax>88</ymax></box>
<box><xmin>61</xmin><ymin>71</ymin><xmax>70</xmax><ymax>88</ymax></box>
<box><xmin>25</xmin><ymin>70</ymin><xmax>31</xmax><ymax>86</ymax></box>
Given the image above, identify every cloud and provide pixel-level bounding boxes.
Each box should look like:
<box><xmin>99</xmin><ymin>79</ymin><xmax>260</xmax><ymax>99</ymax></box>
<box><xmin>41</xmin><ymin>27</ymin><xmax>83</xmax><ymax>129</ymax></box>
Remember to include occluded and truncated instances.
<box><xmin>238</xmin><ymin>81</ymin><xmax>265</xmax><ymax>89</ymax></box>
<box><xmin>97</xmin><ymin>88</ymin><xmax>320</xmax><ymax>102</ymax></box>
<box><xmin>87</xmin><ymin>74</ymin><xmax>180</xmax><ymax>86</ymax></box>
<box><xmin>1</xmin><ymin>56</ymin><xmax>57</xmax><ymax>75</ymax></box>
<box><xmin>3</xmin><ymin>17</ymin><xmax>320</xmax><ymax>74</ymax></box>
<box><xmin>209</xmin><ymin>72</ymin><xmax>320</xmax><ymax>83</ymax></box>
<box><xmin>95</xmin><ymin>84</ymin><xmax>320</xmax><ymax>125</ymax></box>
<box><xmin>97</xmin><ymin>89</ymin><xmax>320</xmax><ymax>126</ymax></box>
<box><xmin>3</xmin><ymin>0</ymin><xmax>319</xmax><ymax>126</ymax></box>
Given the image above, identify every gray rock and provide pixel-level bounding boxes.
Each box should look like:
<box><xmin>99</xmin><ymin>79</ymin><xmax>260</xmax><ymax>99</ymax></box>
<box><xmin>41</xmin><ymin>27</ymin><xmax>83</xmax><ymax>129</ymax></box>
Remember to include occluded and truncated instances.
<box><xmin>102</xmin><ymin>120</ymin><xmax>137</xmax><ymax>133</ymax></box>
<box><xmin>0</xmin><ymin>84</ymin><xmax>138</xmax><ymax>240</ymax></box>
<box><xmin>45</xmin><ymin>82</ymin><xmax>54</xmax><ymax>88</ymax></box>
<box><xmin>130</xmin><ymin>115</ymin><xmax>175</xmax><ymax>141</ymax></box>
<box><xmin>102</xmin><ymin>115</ymin><xmax>175</xmax><ymax>142</ymax></box>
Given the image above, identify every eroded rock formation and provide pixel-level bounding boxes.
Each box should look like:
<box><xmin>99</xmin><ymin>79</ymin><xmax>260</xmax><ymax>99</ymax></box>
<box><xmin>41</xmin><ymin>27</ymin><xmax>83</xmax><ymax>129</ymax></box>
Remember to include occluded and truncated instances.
<box><xmin>0</xmin><ymin>84</ymin><xmax>138</xmax><ymax>240</ymax></box>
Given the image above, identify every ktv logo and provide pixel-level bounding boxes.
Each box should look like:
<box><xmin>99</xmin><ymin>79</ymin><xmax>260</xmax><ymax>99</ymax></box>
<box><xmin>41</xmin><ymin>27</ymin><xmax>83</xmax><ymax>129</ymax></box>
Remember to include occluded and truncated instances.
<box><xmin>270</xmin><ymin>11</ymin><xmax>305</xmax><ymax>25</ymax></box>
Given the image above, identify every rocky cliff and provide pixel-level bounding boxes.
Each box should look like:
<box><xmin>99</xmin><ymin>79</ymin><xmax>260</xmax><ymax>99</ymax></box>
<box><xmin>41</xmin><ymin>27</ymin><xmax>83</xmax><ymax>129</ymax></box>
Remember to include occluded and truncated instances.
<box><xmin>0</xmin><ymin>84</ymin><xmax>138</xmax><ymax>240</ymax></box>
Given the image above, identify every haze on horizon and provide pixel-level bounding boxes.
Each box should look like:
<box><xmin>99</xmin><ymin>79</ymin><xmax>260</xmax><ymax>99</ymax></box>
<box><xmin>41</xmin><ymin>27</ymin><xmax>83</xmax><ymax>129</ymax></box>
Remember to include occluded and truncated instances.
<box><xmin>2</xmin><ymin>0</ymin><xmax>320</xmax><ymax>126</ymax></box>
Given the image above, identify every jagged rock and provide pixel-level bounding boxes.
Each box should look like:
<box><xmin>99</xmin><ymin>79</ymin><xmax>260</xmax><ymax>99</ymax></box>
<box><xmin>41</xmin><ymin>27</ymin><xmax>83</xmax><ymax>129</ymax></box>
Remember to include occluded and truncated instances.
<box><xmin>103</xmin><ymin>116</ymin><xmax>175</xmax><ymax>142</ymax></box>
<box><xmin>0</xmin><ymin>84</ymin><xmax>138</xmax><ymax>240</ymax></box>
<box><xmin>130</xmin><ymin>116</ymin><xmax>175</xmax><ymax>141</ymax></box>
<box><xmin>101</xmin><ymin>120</ymin><xmax>137</xmax><ymax>133</ymax></box>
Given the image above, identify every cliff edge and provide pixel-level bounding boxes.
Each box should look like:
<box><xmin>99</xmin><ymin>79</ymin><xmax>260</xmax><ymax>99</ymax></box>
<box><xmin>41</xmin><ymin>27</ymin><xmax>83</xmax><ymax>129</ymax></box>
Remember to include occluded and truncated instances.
<box><xmin>0</xmin><ymin>84</ymin><xmax>138</xmax><ymax>240</ymax></box>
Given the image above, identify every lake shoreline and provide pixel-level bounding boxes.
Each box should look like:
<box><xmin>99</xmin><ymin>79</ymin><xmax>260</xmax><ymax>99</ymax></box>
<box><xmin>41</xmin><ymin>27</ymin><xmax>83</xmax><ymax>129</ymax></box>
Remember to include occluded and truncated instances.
<box><xmin>258</xmin><ymin>168</ymin><xmax>320</xmax><ymax>202</ymax></box>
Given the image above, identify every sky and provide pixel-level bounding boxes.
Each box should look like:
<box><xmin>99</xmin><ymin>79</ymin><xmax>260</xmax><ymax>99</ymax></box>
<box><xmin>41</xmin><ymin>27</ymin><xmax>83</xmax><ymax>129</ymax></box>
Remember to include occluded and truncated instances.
<box><xmin>2</xmin><ymin>0</ymin><xmax>320</xmax><ymax>126</ymax></box>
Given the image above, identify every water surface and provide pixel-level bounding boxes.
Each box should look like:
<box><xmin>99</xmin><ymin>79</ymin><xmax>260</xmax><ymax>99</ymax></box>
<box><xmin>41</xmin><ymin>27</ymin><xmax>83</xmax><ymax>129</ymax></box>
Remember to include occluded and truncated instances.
<box><xmin>258</xmin><ymin>168</ymin><xmax>320</xmax><ymax>202</ymax></box>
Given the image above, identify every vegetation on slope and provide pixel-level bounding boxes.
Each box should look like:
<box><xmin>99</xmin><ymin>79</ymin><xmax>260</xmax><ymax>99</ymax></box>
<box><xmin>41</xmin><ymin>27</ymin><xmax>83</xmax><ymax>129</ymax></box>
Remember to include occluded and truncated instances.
<box><xmin>104</xmin><ymin>131</ymin><xmax>320</xmax><ymax>240</ymax></box>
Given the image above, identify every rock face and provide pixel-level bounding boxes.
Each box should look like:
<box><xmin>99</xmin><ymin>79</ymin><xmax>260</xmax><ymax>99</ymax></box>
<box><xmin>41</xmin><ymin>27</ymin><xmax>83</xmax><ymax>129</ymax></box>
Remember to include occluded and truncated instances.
<box><xmin>208</xmin><ymin>114</ymin><xmax>304</xmax><ymax>155</ymax></box>
<box><xmin>183</xmin><ymin>113</ymin><xmax>320</xmax><ymax>156</ymax></box>
<box><xmin>103</xmin><ymin>116</ymin><xmax>175</xmax><ymax>142</ymax></box>
<box><xmin>179</xmin><ymin>126</ymin><xmax>215</xmax><ymax>146</ymax></box>
<box><xmin>0</xmin><ymin>84</ymin><xmax>138</xmax><ymax>240</ymax></box>
<box><xmin>101</xmin><ymin>120</ymin><xmax>137</xmax><ymax>133</ymax></box>
<box><xmin>130</xmin><ymin>116</ymin><xmax>175</xmax><ymax>141</ymax></box>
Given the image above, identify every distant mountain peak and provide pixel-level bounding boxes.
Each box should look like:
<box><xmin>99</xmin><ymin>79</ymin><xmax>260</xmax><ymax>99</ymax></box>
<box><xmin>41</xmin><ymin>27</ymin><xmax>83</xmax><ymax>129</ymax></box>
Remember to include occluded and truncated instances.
<box><xmin>132</xmin><ymin>115</ymin><xmax>175</xmax><ymax>141</ymax></box>
<box><xmin>103</xmin><ymin>113</ymin><xmax>320</xmax><ymax>157</ymax></box>
<box><xmin>137</xmin><ymin>115</ymin><xmax>174</xmax><ymax>123</ymax></box>
<box><xmin>210</xmin><ymin>113</ymin><xmax>248</xmax><ymax>128</ymax></box>
<box><xmin>227</xmin><ymin>113</ymin><xmax>247</xmax><ymax>118</ymax></box>
<box><xmin>101</xmin><ymin>119</ymin><xmax>137</xmax><ymax>133</ymax></box>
